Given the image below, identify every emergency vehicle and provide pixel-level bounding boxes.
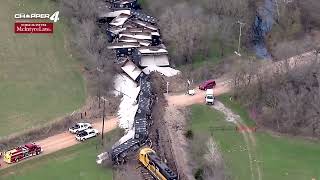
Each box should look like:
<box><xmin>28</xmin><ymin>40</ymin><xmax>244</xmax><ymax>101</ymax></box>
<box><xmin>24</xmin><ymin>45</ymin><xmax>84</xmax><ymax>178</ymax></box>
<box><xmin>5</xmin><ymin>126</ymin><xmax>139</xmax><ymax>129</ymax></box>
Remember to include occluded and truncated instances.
<box><xmin>3</xmin><ymin>143</ymin><xmax>42</xmax><ymax>164</ymax></box>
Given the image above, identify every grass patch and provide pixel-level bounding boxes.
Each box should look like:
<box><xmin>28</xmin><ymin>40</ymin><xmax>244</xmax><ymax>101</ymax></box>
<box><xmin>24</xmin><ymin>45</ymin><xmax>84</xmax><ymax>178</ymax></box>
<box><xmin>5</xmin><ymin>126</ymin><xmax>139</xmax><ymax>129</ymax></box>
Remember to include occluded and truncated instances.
<box><xmin>218</xmin><ymin>95</ymin><xmax>256</xmax><ymax>126</ymax></box>
<box><xmin>254</xmin><ymin>133</ymin><xmax>320</xmax><ymax>180</ymax></box>
<box><xmin>205</xmin><ymin>95</ymin><xmax>320</xmax><ymax>180</ymax></box>
<box><xmin>0</xmin><ymin>0</ymin><xmax>85</xmax><ymax>137</ymax></box>
<box><xmin>190</xmin><ymin>105</ymin><xmax>250</xmax><ymax>179</ymax></box>
<box><xmin>219</xmin><ymin>95</ymin><xmax>320</xmax><ymax>180</ymax></box>
<box><xmin>190</xmin><ymin>103</ymin><xmax>320</xmax><ymax>179</ymax></box>
<box><xmin>0</xmin><ymin>130</ymin><xmax>120</xmax><ymax>180</ymax></box>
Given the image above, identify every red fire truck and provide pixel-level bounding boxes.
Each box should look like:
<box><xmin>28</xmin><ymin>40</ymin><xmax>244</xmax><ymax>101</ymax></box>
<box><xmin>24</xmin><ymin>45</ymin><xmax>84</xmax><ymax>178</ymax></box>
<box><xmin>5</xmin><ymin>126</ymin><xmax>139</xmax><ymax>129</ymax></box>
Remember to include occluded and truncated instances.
<box><xmin>3</xmin><ymin>143</ymin><xmax>42</xmax><ymax>164</ymax></box>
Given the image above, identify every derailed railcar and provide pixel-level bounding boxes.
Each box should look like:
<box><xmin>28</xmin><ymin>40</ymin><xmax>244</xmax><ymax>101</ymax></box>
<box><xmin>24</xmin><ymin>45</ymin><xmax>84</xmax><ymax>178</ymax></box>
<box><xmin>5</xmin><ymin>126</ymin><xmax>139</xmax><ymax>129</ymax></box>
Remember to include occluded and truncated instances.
<box><xmin>98</xmin><ymin>1</ymin><xmax>177</xmax><ymax>178</ymax></box>
<box><xmin>111</xmin><ymin>138</ymin><xmax>140</xmax><ymax>164</ymax></box>
<box><xmin>110</xmin><ymin>0</ymin><xmax>140</xmax><ymax>10</ymax></box>
<box><xmin>111</xmin><ymin>73</ymin><xmax>154</xmax><ymax>164</ymax></box>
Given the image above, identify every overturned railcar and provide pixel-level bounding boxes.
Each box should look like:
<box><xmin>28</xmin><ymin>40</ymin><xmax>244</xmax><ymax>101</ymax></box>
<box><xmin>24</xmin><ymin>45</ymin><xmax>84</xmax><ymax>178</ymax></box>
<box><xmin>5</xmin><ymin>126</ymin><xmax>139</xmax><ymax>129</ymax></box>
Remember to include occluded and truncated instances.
<box><xmin>99</xmin><ymin>2</ymin><xmax>175</xmax><ymax>177</ymax></box>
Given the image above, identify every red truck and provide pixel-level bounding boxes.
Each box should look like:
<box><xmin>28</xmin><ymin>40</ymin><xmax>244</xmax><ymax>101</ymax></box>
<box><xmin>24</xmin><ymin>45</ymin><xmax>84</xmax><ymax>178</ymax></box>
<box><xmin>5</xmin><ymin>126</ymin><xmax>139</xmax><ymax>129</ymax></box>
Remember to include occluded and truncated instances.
<box><xmin>3</xmin><ymin>143</ymin><xmax>42</xmax><ymax>164</ymax></box>
<box><xmin>199</xmin><ymin>79</ymin><xmax>216</xmax><ymax>90</ymax></box>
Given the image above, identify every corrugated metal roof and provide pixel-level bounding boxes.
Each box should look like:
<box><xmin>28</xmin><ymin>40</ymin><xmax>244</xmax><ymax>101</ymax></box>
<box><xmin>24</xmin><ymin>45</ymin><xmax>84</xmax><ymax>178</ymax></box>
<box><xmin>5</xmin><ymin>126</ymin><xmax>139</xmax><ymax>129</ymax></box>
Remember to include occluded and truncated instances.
<box><xmin>110</xmin><ymin>13</ymin><xmax>131</xmax><ymax>26</ymax></box>
<box><xmin>137</xmin><ymin>40</ymin><xmax>151</xmax><ymax>46</ymax></box>
<box><xmin>119</xmin><ymin>32</ymin><xmax>152</xmax><ymax>40</ymax></box>
<box><xmin>107</xmin><ymin>42</ymin><xmax>140</xmax><ymax>49</ymax></box>
<box><xmin>100</xmin><ymin>10</ymin><xmax>131</xmax><ymax>18</ymax></box>
<box><xmin>130</xmin><ymin>19</ymin><xmax>158</xmax><ymax>31</ymax></box>
<box><xmin>121</xmin><ymin>60</ymin><xmax>142</xmax><ymax>80</ymax></box>
<box><xmin>118</xmin><ymin>36</ymin><xmax>138</xmax><ymax>43</ymax></box>
<box><xmin>138</xmin><ymin>47</ymin><xmax>168</xmax><ymax>54</ymax></box>
<box><xmin>107</xmin><ymin>27</ymin><xmax>126</xmax><ymax>35</ymax></box>
<box><xmin>140</xmin><ymin>55</ymin><xmax>170</xmax><ymax>67</ymax></box>
<box><xmin>113</xmin><ymin>0</ymin><xmax>137</xmax><ymax>5</ymax></box>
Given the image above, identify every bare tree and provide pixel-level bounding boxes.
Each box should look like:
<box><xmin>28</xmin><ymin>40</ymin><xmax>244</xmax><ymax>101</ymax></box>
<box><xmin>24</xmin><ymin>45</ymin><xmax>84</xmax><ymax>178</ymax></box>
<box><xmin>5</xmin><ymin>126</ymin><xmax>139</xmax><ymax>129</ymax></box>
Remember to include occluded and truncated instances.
<box><xmin>60</xmin><ymin>0</ymin><xmax>100</xmax><ymax>23</ymax></box>
<box><xmin>60</xmin><ymin>0</ymin><xmax>116</xmax><ymax>97</ymax></box>
<box><xmin>144</xmin><ymin>0</ymin><xmax>252</xmax><ymax>66</ymax></box>
<box><xmin>233</xmin><ymin>54</ymin><xmax>320</xmax><ymax>137</ymax></box>
<box><xmin>203</xmin><ymin>137</ymin><xmax>226</xmax><ymax>180</ymax></box>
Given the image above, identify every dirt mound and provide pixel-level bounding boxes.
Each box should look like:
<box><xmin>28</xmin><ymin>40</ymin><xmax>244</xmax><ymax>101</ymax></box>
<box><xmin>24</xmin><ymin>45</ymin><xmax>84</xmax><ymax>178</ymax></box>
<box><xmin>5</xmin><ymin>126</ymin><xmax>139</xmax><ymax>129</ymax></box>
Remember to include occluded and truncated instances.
<box><xmin>150</xmin><ymin>72</ymin><xmax>167</xmax><ymax>95</ymax></box>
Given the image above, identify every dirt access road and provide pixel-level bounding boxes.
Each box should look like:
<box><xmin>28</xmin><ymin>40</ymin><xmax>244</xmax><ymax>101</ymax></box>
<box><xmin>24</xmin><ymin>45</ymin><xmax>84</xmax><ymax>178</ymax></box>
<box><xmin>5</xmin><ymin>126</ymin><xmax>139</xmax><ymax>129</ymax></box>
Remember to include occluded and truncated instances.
<box><xmin>167</xmin><ymin>50</ymin><xmax>318</xmax><ymax>107</ymax></box>
<box><xmin>165</xmin><ymin>50</ymin><xmax>318</xmax><ymax>180</ymax></box>
<box><xmin>213</xmin><ymin>101</ymin><xmax>261</xmax><ymax>180</ymax></box>
<box><xmin>0</xmin><ymin>117</ymin><xmax>118</xmax><ymax>170</ymax></box>
<box><xmin>166</xmin><ymin>77</ymin><xmax>232</xmax><ymax>107</ymax></box>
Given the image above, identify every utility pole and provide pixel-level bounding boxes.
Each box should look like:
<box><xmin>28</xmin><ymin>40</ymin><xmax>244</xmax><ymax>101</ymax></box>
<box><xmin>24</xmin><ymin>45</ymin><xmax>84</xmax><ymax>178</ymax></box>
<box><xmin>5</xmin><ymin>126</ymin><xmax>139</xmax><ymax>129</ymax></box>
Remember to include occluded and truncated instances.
<box><xmin>234</xmin><ymin>21</ymin><xmax>245</xmax><ymax>57</ymax></box>
<box><xmin>101</xmin><ymin>97</ymin><xmax>107</xmax><ymax>146</ymax></box>
<box><xmin>97</xmin><ymin>67</ymin><xmax>104</xmax><ymax>109</ymax></box>
<box><xmin>274</xmin><ymin>0</ymin><xmax>280</xmax><ymax>22</ymax></box>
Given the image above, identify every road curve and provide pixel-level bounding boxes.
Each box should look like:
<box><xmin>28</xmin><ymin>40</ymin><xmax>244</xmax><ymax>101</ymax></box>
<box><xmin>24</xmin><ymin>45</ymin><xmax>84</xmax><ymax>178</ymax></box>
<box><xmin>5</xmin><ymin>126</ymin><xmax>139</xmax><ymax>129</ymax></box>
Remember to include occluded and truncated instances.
<box><xmin>166</xmin><ymin>78</ymin><xmax>232</xmax><ymax>107</ymax></box>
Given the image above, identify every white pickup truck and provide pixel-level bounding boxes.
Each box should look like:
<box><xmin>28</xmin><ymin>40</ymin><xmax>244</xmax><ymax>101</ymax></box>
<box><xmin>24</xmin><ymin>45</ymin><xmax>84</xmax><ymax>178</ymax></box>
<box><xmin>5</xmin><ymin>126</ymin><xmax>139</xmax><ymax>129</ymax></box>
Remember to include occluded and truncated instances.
<box><xmin>69</xmin><ymin>123</ymin><xmax>92</xmax><ymax>134</ymax></box>
<box><xmin>75</xmin><ymin>128</ymin><xmax>99</xmax><ymax>141</ymax></box>
<box><xmin>205</xmin><ymin>89</ymin><xmax>215</xmax><ymax>105</ymax></box>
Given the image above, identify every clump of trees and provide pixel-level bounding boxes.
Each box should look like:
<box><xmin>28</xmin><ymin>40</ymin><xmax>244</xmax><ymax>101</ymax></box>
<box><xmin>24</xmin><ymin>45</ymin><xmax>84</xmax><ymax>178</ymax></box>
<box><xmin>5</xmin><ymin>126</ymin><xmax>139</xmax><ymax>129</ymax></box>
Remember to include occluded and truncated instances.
<box><xmin>266</xmin><ymin>0</ymin><xmax>320</xmax><ymax>59</ymax></box>
<box><xmin>232</xmin><ymin>52</ymin><xmax>320</xmax><ymax>137</ymax></box>
<box><xmin>298</xmin><ymin>0</ymin><xmax>320</xmax><ymax>32</ymax></box>
<box><xmin>60</xmin><ymin>0</ymin><xmax>116</xmax><ymax>97</ymax></box>
<box><xmin>143</xmin><ymin>0</ymin><xmax>254</xmax><ymax>65</ymax></box>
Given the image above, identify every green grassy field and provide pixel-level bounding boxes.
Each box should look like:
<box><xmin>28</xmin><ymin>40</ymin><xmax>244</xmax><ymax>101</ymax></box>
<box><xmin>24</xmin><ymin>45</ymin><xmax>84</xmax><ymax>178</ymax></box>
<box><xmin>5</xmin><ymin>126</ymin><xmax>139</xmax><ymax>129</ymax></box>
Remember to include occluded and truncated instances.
<box><xmin>0</xmin><ymin>0</ymin><xmax>86</xmax><ymax>137</ymax></box>
<box><xmin>190</xmin><ymin>105</ymin><xmax>251</xmax><ymax>179</ymax></box>
<box><xmin>0</xmin><ymin>139</ymin><xmax>113</xmax><ymax>180</ymax></box>
<box><xmin>190</xmin><ymin>98</ymin><xmax>320</xmax><ymax>180</ymax></box>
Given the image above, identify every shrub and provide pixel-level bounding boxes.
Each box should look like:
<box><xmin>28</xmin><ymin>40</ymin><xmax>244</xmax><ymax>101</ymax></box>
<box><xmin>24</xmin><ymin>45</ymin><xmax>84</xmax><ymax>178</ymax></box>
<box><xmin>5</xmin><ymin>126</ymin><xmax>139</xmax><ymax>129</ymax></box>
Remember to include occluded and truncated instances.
<box><xmin>194</xmin><ymin>168</ymin><xmax>204</xmax><ymax>180</ymax></box>
<box><xmin>184</xmin><ymin>129</ymin><xmax>194</xmax><ymax>139</ymax></box>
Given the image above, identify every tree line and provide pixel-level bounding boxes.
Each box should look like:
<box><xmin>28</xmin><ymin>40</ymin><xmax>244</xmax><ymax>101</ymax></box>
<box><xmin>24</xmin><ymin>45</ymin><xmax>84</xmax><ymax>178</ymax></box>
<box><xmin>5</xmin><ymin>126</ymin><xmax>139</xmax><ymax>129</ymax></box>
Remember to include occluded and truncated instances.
<box><xmin>232</xmin><ymin>52</ymin><xmax>320</xmax><ymax>137</ymax></box>
<box><xmin>142</xmin><ymin>0</ymin><xmax>255</xmax><ymax>65</ymax></box>
<box><xmin>60</xmin><ymin>0</ymin><xmax>116</xmax><ymax>97</ymax></box>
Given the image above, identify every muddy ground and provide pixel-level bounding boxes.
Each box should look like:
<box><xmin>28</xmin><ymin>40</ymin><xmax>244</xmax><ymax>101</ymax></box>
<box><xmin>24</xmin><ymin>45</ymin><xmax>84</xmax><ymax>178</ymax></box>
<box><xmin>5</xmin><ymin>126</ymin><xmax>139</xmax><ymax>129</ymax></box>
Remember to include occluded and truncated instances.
<box><xmin>148</xmin><ymin>73</ymin><xmax>180</xmax><ymax>178</ymax></box>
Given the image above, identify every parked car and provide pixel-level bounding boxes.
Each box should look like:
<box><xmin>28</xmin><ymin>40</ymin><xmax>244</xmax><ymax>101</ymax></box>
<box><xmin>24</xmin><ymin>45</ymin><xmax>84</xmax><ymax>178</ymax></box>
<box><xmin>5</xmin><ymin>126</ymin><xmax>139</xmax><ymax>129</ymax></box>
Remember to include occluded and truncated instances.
<box><xmin>186</xmin><ymin>89</ymin><xmax>195</xmax><ymax>96</ymax></box>
<box><xmin>75</xmin><ymin>128</ymin><xmax>100</xmax><ymax>141</ymax></box>
<box><xmin>69</xmin><ymin>123</ymin><xmax>92</xmax><ymax>134</ymax></box>
<box><xmin>199</xmin><ymin>80</ymin><xmax>216</xmax><ymax>90</ymax></box>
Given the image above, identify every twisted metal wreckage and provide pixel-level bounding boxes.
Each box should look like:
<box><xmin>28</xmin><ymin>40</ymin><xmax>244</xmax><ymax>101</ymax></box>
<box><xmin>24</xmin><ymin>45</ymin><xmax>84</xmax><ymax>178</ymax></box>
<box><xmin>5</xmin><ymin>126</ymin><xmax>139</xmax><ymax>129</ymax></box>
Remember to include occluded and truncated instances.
<box><xmin>96</xmin><ymin>0</ymin><xmax>179</xmax><ymax>166</ymax></box>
